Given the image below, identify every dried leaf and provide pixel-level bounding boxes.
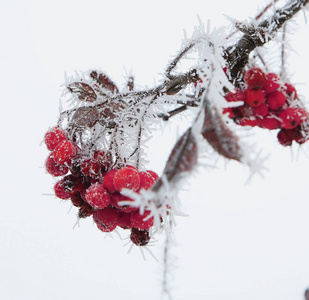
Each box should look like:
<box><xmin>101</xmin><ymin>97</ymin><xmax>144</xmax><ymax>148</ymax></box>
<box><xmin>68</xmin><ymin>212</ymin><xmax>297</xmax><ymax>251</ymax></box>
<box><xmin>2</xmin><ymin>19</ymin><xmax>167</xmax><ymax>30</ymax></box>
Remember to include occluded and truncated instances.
<box><xmin>68</xmin><ymin>82</ymin><xmax>97</xmax><ymax>102</ymax></box>
<box><xmin>70</xmin><ymin>106</ymin><xmax>100</xmax><ymax>128</ymax></box>
<box><xmin>202</xmin><ymin>100</ymin><xmax>242</xmax><ymax>161</ymax></box>
<box><xmin>152</xmin><ymin>128</ymin><xmax>198</xmax><ymax>192</ymax></box>
<box><xmin>90</xmin><ymin>71</ymin><xmax>119</xmax><ymax>94</ymax></box>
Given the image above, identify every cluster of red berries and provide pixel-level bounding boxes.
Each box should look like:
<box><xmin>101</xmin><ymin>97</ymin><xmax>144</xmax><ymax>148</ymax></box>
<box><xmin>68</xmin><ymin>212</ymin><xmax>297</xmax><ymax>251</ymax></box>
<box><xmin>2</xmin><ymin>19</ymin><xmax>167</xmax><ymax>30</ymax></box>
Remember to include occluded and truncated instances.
<box><xmin>44</xmin><ymin>126</ymin><xmax>159</xmax><ymax>246</ymax></box>
<box><xmin>223</xmin><ymin>67</ymin><xmax>309</xmax><ymax>146</ymax></box>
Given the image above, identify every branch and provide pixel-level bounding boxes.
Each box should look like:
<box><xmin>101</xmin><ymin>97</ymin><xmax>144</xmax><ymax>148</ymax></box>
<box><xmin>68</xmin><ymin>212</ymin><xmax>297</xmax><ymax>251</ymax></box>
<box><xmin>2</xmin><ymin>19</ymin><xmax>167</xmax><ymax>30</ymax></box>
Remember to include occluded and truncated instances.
<box><xmin>225</xmin><ymin>0</ymin><xmax>309</xmax><ymax>84</ymax></box>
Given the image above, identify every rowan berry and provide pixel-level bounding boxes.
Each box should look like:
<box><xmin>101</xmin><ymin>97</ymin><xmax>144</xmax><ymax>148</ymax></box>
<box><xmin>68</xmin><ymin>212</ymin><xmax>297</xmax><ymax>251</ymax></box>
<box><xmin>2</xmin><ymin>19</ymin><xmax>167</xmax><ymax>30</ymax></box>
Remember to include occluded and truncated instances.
<box><xmin>130</xmin><ymin>228</ymin><xmax>150</xmax><ymax>246</ymax></box>
<box><xmin>266</xmin><ymin>91</ymin><xmax>286</xmax><ymax>110</ymax></box>
<box><xmin>113</xmin><ymin>166</ymin><xmax>140</xmax><ymax>192</ymax></box>
<box><xmin>279</xmin><ymin>107</ymin><xmax>308</xmax><ymax>129</ymax></box>
<box><xmin>117</xmin><ymin>211</ymin><xmax>133</xmax><ymax>229</ymax></box>
<box><xmin>259</xmin><ymin>116</ymin><xmax>282</xmax><ymax>130</ymax></box>
<box><xmin>53</xmin><ymin>140</ymin><xmax>78</xmax><ymax>165</ymax></box>
<box><xmin>103</xmin><ymin>169</ymin><xmax>118</xmax><ymax>193</ymax></box>
<box><xmin>130</xmin><ymin>210</ymin><xmax>154</xmax><ymax>230</ymax></box>
<box><xmin>85</xmin><ymin>182</ymin><xmax>111</xmax><ymax>209</ymax></box>
<box><xmin>93</xmin><ymin>207</ymin><xmax>119</xmax><ymax>232</ymax></box>
<box><xmin>45</xmin><ymin>152</ymin><xmax>69</xmax><ymax>177</ymax></box>
<box><xmin>44</xmin><ymin>126</ymin><xmax>67</xmax><ymax>151</ymax></box>
<box><xmin>264</xmin><ymin>73</ymin><xmax>281</xmax><ymax>93</ymax></box>
<box><xmin>244</xmin><ymin>88</ymin><xmax>265</xmax><ymax>107</ymax></box>
<box><xmin>244</xmin><ymin>67</ymin><xmax>266</xmax><ymax>89</ymax></box>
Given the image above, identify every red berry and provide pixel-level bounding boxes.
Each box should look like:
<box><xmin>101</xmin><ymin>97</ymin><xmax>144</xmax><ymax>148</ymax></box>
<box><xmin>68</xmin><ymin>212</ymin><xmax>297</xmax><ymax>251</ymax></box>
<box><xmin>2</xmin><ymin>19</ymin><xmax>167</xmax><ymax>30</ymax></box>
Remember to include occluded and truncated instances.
<box><xmin>85</xmin><ymin>182</ymin><xmax>111</xmax><ymax>209</ymax></box>
<box><xmin>145</xmin><ymin>170</ymin><xmax>159</xmax><ymax>181</ymax></box>
<box><xmin>113</xmin><ymin>166</ymin><xmax>140</xmax><ymax>192</ymax></box>
<box><xmin>103</xmin><ymin>169</ymin><xmax>118</xmax><ymax>193</ymax></box>
<box><xmin>93</xmin><ymin>207</ymin><xmax>119</xmax><ymax>232</ymax></box>
<box><xmin>54</xmin><ymin>181</ymin><xmax>71</xmax><ymax>200</ymax></box>
<box><xmin>277</xmin><ymin>127</ymin><xmax>302</xmax><ymax>146</ymax></box>
<box><xmin>244</xmin><ymin>67</ymin><xmax>266</xmax><ymax>89</ymax></box>
<box><xmin>259</xmin><ymin>116</ymin><xmax>282</xmax><ymax>130</ymax></box>
<box><xmin>284</xmin><ymin>83</ymin><xmax>297</xmax><ymax>100</ymax></box>
<box><xmin>44</xmin><ymin>126</ymin><xmax>67</xmax><ymax>151</ymax></box>
<box><xmin>266</xmin><ymin>91</ymin><xmax>286</xmax><ymax>110</ymax></box>
<box><xmin>53</xmin><ymin>140</ymin><xmax>78</xmax><ymax>165</ymax></box>
<box><xmin>110</xmin><ymin>192</ymin><xmax>137</xmax><ymax>212</ymax></box>
<box><xmin>137</xmin><ymin>171</ymin><xmax>158</xmax><ymax>192</ymax></box>
<box><xmin>45</xmin><ymin>152</ymin><xmax>69</xmax><ymax>176</ymax></box>
<box><xmin>130</xmin><ymin>228</ymin><xmax>150</xmax><ymax>246</ymax></box>
<box><xmin>252</xmin><ymin>103</ymin><xmax>269</xmax><ymax>118</ymax></box>
<box><xmin>93</xmin><ymin>150</ymin><xmax>112</xmax><ymax>173</ymax></box>
<box><xmin>225</xmin><ymin>88</ymin><xmax>245</xmax><ymax>102</ymax></box>
<box><xmin>117</xmin><ymin>210</ymin><xmax>133</xmax><ymax>229</ymax></box>
<box><xmin>130</xmin><ymin>210</ymin><xmax>154</xmax><ymax>230</ymax></box>
<box><xmin>244</xmin><ymin>88</ymin><xmax>265</xmax><ymax>107</ymax></box>
<box><xmin>81</xmin><ymin>157</ymin><xmax>101</xmax><ymax>178</ymax></box>
<box><xmin>279</xmin><ymin>107</ymin><xmax>308</xmax><ymax>129</ymax></box>
<box><xmin>264</xmin><ymin>73</ymin><xmax>281</xmax><ymax>93</ymax></box>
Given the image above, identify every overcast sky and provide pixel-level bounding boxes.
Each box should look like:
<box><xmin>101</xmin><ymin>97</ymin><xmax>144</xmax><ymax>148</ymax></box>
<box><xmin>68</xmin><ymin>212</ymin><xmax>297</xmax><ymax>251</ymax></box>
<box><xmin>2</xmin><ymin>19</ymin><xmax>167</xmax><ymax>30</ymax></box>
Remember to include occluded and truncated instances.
<box><xmin>1</xmin><ymin>0</ymin><xmax>309</xmax><ymax>299</ymax></box>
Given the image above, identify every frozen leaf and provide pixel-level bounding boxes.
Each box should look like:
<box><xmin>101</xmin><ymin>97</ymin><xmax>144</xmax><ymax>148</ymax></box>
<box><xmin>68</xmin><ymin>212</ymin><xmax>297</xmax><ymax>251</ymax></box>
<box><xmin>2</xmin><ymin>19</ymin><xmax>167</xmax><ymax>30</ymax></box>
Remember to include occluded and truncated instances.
<box><xmin>70</xmin><ymin>106</ymin><xmax>100</xmax><ymax>128</ymax></box>
<box><xmin>90</xmin><ymin>71</ymin><xmax>119</xmax><ymax>94</ymax></box>
<box><xmin>201</xmin><ymin>99</ymin><xmax>242</xmax><ymax>161</ymax></box>
<box><xmin>67</xmin><ymin>82</ymin><xmax>97</xmax><ymax>102</ymax></box>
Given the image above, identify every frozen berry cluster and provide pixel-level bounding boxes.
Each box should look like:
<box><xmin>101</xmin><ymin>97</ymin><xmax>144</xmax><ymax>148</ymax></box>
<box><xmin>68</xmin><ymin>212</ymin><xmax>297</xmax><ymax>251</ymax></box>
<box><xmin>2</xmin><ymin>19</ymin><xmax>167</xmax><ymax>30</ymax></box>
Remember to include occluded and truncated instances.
<box><xmin>44</xmin><ymin>126</ymin><xmax>159</xmax><ymax>246</ymax></box>
<box><xmin>223</xmin><ymin>67</ymin><xmax>309</xmax><ymax>146</ymax></box>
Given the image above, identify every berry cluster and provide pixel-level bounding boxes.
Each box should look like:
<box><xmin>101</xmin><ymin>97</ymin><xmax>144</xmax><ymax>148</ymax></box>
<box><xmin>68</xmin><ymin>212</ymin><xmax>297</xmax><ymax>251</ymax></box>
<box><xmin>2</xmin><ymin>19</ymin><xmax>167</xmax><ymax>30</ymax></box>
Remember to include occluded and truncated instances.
<box><xmin>223</xmin><ymin>67</ymin><xmax>309</xmax><ymax>146</ymax></box>
<box><xmin>44</xmin><ymin>126</ymin><xmax>159</xmax><ymax>246</ymax></box>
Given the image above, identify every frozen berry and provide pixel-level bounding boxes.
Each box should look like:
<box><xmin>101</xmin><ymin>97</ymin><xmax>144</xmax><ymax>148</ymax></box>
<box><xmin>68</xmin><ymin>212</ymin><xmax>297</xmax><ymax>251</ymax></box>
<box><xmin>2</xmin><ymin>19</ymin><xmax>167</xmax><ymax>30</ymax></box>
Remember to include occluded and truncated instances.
<box><xmin>225</xmin><ymin>88</ymin><xmax>245</xmax><ymax>102</ymax></box>
<box><xmin>110</xmin><ymin>192</ymin><xmax>137</xmax><ymax>212</ymax></box>
<box><xmin>85</xmin><ymin>182</ymin><xmax>111</xmax><ymax>209</ymax></box>
<box><xmin>81</xmin><ymin>157</ymin><xmax>101</xmax><ymax>178</ymax></box>
<box><xmin>53</xmin><ymin>140</ymin><xmax>78</xmax><ymax>165</ymax></box>
<box><xmin>117</xmin><ymin>211</ymin><xmax>132</xmax><ymax>229</ymax></box>
<box><xmin>54</xmin><ymin>181</ymin><xmax>71</xmax><ymax>200</ymax></box>
<box><xmin>130</xmin><ymin>210</ymin><xmax>154</xmax><ymax>230</ymax></box>
<box><xmin>137</xmin><ymin>171</ymin><xmax>158</xmax><ymax>191</ymax></box>
<box><xmin>45</xmin><ymin>152</ymin><xmax>69</xmax><ymax>176</ymax></box>
<box><xmin>113</xmin><ymin>166</ymin><xmax>140</xmax><ymax>192</ymax></box>
<box><xmin>103</xmin><ymin>169</ymin><xmax>118</xmax><ymax>193</ymax></box>
<box><xmin>244</xmin><ymin>67</ymin><xmax>266</xmax><ymax>89</ymax></box>
<box><xmin>279</xmin><ymin>107</ymin><xmax>308</xmax><ymax>129</ymax></box>
<box><xmin>93</xmin><ymin>150</ymin><xmax>112</xmax><ymax>173</ymax></box>
<box><xmin>130</xmin><ymin>228</ymin><xmax>150</xmax><ymax>246</ymax></box>
<box><xmin>44</xmin><ymin>126</ymin><xmax>67</xmax><ymax>151</ymax></box>
<box><xmin>259</xmin><ymin>116</ymin><xmax>282</xmax><ymax>130</ymax></box>
<box><xmin>266</xmin><ymin>91</ymin><xmax>286</xmax><ymax>110</ymax></box>
<box><xmin>253</xmin><ymin>103</ymin><xmax>269</xmax><ymax>118</ymax></box>
<box><xmin>93</xmin><ymin>207</ymin><xmax>119</xmax><ymax>232</ymax></box>
<box><xmin>277</xmin><ymin>127</ymin><xmax>302</xmax><ymax>146</ymax></box>
<box><xmin>244</xmin><ymin>88</ymin><xmax>265</xmax><ymax>107</ymax></box>
<box><xmin>284</xmin><ymin>83</ymin><xmax>297</xmax><ymax>100</ymax></box>
<box><xmin>264</xmin><ymin>73</ymin><xmax>281</xmax><ymax>94</ymax></box>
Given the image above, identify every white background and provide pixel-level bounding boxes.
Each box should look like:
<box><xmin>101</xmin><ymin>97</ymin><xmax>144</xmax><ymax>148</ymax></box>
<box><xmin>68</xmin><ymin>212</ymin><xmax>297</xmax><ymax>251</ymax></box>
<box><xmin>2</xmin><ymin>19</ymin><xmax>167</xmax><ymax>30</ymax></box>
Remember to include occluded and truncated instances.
<box><xmin>1</xmin><ymin>0</ymin><xmax>309</xmax><ymax>299</ymax></box>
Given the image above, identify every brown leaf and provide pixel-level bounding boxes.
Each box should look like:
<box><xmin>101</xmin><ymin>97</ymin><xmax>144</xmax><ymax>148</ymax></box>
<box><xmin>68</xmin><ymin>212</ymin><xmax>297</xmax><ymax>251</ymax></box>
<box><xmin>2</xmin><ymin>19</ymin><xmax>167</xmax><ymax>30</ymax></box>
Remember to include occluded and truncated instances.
<box><xmin>90</xmin><ymin>71</ymin><xmax>119</xmax><ymax>94</ymax></box>
<box><xmin>70</xmin><ymin>106</ymin><xmax>100</xmax><ymax>128</ymax></box>
<box><xmin>202</xmin><ymin>100</ymin><xmax>242</xmax><ymax>161</ymax></box>
<box><xmin>68</xmin><ymin>82</ymin><xmax>97</xmax><ymax>102</ymax></box>
<box><xmin>152</xmin><ymin>128</ymin><xmax>198</xmax><ymax>192</ymax></box>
